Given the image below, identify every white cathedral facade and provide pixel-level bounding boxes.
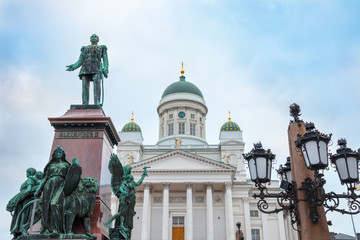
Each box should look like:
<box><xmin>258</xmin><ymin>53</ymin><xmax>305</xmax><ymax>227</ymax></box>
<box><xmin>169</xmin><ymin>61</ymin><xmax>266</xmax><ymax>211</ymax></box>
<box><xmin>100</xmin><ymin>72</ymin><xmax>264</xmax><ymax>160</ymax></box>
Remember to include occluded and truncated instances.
<box><xmin>112</xmin><ymin>68</ymin><xmax>298</xmax><ymax>240</ymax></box>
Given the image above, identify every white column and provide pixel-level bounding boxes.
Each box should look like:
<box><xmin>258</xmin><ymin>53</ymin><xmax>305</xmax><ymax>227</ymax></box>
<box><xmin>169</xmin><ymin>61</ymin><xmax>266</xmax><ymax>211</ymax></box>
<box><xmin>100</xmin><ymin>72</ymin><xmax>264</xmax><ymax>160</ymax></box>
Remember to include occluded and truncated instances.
<box><xmin>205</xmin><ymin>183</ymin><xmax>214</xmax><ymax>240</ymax></box>
<box><xmin>186</xmin><ymin>182</ymin><xmax>193</xmax><ymax>240</ymax></box>
<box><xmin>165</xmin><ymin>110</ymin><xmax>169</xmax><ymax>136</ymax></box>
<box><xmin>174</xmin><ymin>107</ymin><xmax>178</xmax><ymax>135</ymax></box>
<box><xmin>225</xmin><ymin>182</ymin><xmax>235</xmax><ymax>240</ymax></box>
<box><xmin>185</xmin><ymin>107</ymin><xmax>190</xmax><ymax>135</ymax></box>
<box><xmin>203</xmin><ymin>114</ymin><xmax>206</xmax><ymax>139</ymax></box>
<box><xmin>162</xmin><ymin>183</ymin><xmax>170</xmax><ymax>240</ymax></box>
<box><xmin>277</xmin><ymin>212</ymin><xmax>286</xmax><ymax>240</ymax></box>
<box><xmin>243</xmin><ymin>198</ymin><xmax>252</xmax><ymax>240</ymax></box>
<box><xmin>141</xmin><ymin>183</ymin><xmax>151</xmax><ymax>240</ymax></box>
<box><xmin>261</xmin><ymin>212</ymin><xmax>268</xmax><ymax>240</ymax></box>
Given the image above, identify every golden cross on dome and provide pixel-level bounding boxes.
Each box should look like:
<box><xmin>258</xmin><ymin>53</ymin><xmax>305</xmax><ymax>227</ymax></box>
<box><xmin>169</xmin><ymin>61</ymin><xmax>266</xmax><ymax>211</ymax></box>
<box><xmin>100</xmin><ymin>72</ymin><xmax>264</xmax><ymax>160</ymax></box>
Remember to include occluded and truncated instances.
<box><xmin>181</xmin><ymin>62</ymin><xmax>185</xmax><ymax>76</ymax></box>
<box><xmin>131</xmin><ymin>111</ymin><xmax>134</xmax><ymax>123</ymax></box>
<box><xmin>228</xmin><ymin>110</ymin><xmax>231</xmax><ymax>122</ymax></box>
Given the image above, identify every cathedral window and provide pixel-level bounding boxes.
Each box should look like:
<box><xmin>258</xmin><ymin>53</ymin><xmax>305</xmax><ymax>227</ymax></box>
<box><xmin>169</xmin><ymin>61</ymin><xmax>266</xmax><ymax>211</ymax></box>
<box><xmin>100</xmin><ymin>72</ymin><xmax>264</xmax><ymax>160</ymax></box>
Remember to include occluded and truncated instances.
<box><xmin>200</xmin><ymin>126</ymin><xmax>203</xmax><ymax>137</ymax></box>
<box><xmin>251</xmin><ymin>229</ymin><xmax>260</xmax><ymax>240</ymax></box>
<box><xmin>200</xmin><ymin>117</ymin><xmax>202</xmax><ymax>122</ymax></box>
<box><xmin>173</xmin><ymin>216</ymin><xmax>184</xmax><ymax>226</ymax></box>
<box><xmin>190</xmin><ymin>123</ymin><xmax>196</xmax><ymax>135</ymax></box>
<box><xmin>178</xmin><ymin>122</ymin><xmax>185</xmax><ymax>134</ymax></box>
<box><xmin>169</xmin><ymin>114</ymin><xmax>173</xmax><ymax>119</ymax></box>
<box><xmin>191</xmin><ymin>113</ymin><xmax>195</xmax><ymax>119</ymax></box>
<box><xmin>168</xmin><ymin>123</ymin><xmax>174</xmax><ymax>135</ymax></box>
<box><xmin>250</xmin><ymin>210</ymin><xmax>259</xmax><ymax>217</ymax></box>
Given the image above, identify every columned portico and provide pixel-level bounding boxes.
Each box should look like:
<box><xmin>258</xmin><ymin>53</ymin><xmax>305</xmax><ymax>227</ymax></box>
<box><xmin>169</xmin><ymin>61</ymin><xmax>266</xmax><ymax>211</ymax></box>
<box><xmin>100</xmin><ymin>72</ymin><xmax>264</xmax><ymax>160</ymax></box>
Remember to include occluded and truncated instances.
<box><xmin>186</xmin><ymin>182</ymin><xmax>193</xmax><ymax>240</ymax></box>
<box><xmin>205</xmin><ymin>182</ymin><xmax>214</xmax><ymax>240</ymax></box>
<box><xmin>225</xmin><ymin>182</ymin><xmax>235</xmax><ymax>240</ymax></box>
<box><xmin>162</xmin><ymin>183</ymin><xmax>170</xmax><ymax>240</ymax></box>
<box><xmin>141</xmin><ymin>183</ymin><xmax>151</xmax><ymax>240</ymax></box>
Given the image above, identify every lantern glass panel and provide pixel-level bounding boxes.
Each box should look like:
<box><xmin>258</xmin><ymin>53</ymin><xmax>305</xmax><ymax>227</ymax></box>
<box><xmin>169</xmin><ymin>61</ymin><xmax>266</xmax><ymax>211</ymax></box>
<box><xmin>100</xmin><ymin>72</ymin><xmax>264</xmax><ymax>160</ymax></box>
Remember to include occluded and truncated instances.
<box><xmin>347</xmin><ymin>157</ymin><xmax>358</xmax><ymax>180</ymax></box>
<box><xmin>256</xmin><ymin>157</ymin><xmax>268</xmax><ymax>179</ymax></box>
<box><xmin>336</xmin><ymin>157</ymin><xmax>348</xmax><ymax>181</ymax></box>
<box><xmin>285</xmin><ymin>171</ymin><xmax>292</xmax><ymax>182</ymax></box>
<box><xmin>305</xmin><ymin>141</ymin><xmax>320</xmax><ymax>165</ymax></box>
<box><xmin>248</xmin><ymin>158</ymin><xmax>257</xmax><ymax>181</ymax></box>
<box><xmin>319</xmin><ymin>141</ymin><xmax>328</xmax><ymax>165</ymax></box>
<box><xmin>301</xmin><ymin>145</ymin><xmax>310</xmax><ymax>168</ymax></box>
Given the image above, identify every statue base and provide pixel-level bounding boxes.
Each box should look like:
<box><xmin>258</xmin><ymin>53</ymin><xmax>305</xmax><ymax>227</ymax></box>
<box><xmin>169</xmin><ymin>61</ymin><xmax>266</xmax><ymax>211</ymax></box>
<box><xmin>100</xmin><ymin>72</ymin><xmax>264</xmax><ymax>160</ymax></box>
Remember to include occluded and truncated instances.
<box><xmin>108</xmin><ymin>228</ymin><xmax>127</xmax><ymax>240</ymax></box>
<box><xmin>17</xmin><ymin>233</ymin><xmax>93</xmax><ymax>239</ymax></box>
<box><xmin>48</xmin><ymin>105</ymin><xmax>120</xmax><ymax>239</ymax></box>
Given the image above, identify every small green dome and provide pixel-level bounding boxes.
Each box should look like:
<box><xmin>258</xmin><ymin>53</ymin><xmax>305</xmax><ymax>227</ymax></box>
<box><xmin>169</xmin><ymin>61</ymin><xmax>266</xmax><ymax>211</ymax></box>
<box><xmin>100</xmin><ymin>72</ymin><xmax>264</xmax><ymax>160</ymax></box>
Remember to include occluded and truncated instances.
<box><xmin>221</xmin><ymin>121</ymin><xmax>240</xmax><ymax>132</ymax></box>
<box><xmin>162</xmin><ymin>76</ymin><xmax>203</xmax><ymax>98</ymax></box>
<box><xmin>122</xmin><ymin>122</ymin><xmax>141</xmax><ymax>132</ymax></box>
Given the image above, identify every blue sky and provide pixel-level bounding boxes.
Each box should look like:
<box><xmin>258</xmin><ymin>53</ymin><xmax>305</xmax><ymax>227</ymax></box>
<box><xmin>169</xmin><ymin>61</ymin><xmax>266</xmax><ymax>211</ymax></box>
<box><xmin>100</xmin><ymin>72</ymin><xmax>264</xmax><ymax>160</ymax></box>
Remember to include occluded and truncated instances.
<box><xmin>1</xmin><ymin>0</ymin><xmax>360</xmax><ymax>238</ymax></box>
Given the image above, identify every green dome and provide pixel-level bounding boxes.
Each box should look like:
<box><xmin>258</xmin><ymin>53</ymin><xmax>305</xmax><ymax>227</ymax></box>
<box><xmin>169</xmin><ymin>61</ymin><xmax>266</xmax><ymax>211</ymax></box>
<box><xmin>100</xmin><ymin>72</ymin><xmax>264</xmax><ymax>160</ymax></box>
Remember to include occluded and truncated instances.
<box><xmin>121</xmin><ymin>122</ymin><xmax>142</xmax><ymax>132</ymax></box>
<box><xmin>162</xmin><ymin>76</ymin><xmax>203</xmax><ymax>98</ymax></box>
<box><xmin>220</xmin><ymin>121</ymin><xmax>241</xmax><ymax>132</ymax></box>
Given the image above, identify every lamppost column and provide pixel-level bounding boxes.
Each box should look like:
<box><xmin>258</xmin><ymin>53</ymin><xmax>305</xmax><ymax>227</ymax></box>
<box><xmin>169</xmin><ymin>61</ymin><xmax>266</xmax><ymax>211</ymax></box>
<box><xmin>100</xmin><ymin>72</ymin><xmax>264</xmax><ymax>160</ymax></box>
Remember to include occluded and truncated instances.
<box><xmin>162</xmin><ymin>183</ymin><xmax>170</xmax><ymax>240</ymax></box>
<box><xmin>186</xmin><ymin>182</ymin><xmax>193</xmax><ymax>240</ymax></box>
<box><xmin>288</xmin><ymin>122</ymin><xmax>330</xmax><ymax>240</ymax></box>
<box><xmin>205</xmin><ymin>182</ymin><xmax>214</xmax><ymax>240</ymax></box>
<box><xmin>141</xmin><ymin>183</ymin><xmax>151</xmax><ymax>240</ymax></box>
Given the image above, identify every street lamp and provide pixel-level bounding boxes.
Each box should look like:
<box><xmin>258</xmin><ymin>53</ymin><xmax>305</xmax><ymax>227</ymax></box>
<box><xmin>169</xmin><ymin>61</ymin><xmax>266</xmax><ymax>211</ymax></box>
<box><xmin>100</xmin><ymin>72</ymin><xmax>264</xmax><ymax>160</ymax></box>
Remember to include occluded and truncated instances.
<box><xmin>277</xmin><ymin>157</ymin><xmax>292</xmax><ymax>192</ymax></box>
<box><xmin>243</xmin><ymin>142</ymin><xmax>275</xmax><ymax>185</ymax></box>
<box><xmin>295</xmin><ymin>122</ymin><xmax>332</xmax><ymax>171</ymax></box>
<box><xmin>330</xmin><ymin>139</ymin><xmax>360</xmax><ymax>185</ymax></box>
<box><xmin>243</xmin><ymin>103</ymin><xmax>360</xmax><ymax>235</ymax></box>
<box><xmin>236</xmin><ymin>222</ymin><xmax>244</xmax><ymax>240</ymax></box>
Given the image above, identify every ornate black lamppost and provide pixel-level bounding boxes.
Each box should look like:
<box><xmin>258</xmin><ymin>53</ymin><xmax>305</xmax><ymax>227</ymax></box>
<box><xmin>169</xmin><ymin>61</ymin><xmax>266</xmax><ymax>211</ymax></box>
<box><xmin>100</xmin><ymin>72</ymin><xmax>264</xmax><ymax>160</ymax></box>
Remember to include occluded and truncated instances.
<box><xmin>243</xmin><ymin>104</ymin><xmax>360</xmax><ymax>238</ymax></box>
<box><xmin>236</xmin><ymin>222</ymin><xmax>244</xmax><ymax>240</ymax></box>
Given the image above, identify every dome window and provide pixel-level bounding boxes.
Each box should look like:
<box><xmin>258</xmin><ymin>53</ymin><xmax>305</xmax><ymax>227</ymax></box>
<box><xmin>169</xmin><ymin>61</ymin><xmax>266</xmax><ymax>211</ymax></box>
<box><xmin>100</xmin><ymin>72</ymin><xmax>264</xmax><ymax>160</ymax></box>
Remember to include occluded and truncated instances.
<box><xmin>178</xmin><ymin>111</ymin><xmax>185</xmax><ymax>118</ymax></box>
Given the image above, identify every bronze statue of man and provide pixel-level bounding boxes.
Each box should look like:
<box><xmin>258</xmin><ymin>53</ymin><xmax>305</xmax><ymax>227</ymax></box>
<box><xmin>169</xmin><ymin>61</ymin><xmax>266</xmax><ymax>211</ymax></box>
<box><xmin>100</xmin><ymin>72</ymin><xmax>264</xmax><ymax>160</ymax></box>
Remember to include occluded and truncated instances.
<box><xmin>66</xmin><ymin>34</ymin><xmax>109</xmax><ymax>106</ymax></box>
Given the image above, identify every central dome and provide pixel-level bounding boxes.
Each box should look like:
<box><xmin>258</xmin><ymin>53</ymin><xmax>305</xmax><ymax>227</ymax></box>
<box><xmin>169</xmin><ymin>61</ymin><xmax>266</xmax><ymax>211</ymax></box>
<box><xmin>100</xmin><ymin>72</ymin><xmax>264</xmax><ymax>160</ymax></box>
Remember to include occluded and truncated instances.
<box><xmin>161</xmin><ymin>76</ymin><xmax>203</xmax><ymax>98</ymax></box>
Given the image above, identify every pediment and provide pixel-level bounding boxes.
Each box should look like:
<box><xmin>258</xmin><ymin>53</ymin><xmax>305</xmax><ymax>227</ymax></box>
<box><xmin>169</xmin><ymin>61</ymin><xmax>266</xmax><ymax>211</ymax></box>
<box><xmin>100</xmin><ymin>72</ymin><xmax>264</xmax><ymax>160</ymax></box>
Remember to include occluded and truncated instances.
<box><xmin>131</xmin><ymin>150</ymin><xmax>235</xmax><ymax>172</ymax></box>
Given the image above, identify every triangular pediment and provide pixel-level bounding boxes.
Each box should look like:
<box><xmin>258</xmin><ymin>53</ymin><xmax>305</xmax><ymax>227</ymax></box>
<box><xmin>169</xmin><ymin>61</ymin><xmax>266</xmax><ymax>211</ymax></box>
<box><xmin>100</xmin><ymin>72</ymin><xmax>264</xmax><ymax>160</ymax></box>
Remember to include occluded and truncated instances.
<box><xmin>131</xmin><ymin>150</ymin><xmax>235</xmax><ymax>172</ymax></box>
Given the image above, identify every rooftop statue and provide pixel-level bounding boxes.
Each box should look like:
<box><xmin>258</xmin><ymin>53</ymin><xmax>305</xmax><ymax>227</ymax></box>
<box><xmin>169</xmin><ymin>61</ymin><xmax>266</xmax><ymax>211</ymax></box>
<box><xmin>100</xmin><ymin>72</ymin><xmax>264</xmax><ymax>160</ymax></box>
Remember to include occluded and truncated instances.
<box><xmin>107</xmin><ymin>154</ymin><xmax>150</xmax><ymax>240</ymax></box>
<box><xmin>66</xmin><ymin>34</ymin><xmax>109</xmax><ymax>106</ymax></box>
<box><xmin>9</xmin><ymin>146</ymin><xmax>99</xmax><ymax>239</ymax></box>
<box><xmin>175</xmin><ymin>136</ymin><xmax>182</xmax><ymax>149</ymax></box>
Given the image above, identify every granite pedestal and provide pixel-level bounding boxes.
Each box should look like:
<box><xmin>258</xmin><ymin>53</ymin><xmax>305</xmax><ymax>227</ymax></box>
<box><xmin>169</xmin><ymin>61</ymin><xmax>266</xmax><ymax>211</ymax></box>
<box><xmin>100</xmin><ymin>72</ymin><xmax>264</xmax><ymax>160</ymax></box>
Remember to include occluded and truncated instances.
<box><xmin>45</xmin><ymin>105</ymin><xmax>120</xmax><ymax>240</ymax></box>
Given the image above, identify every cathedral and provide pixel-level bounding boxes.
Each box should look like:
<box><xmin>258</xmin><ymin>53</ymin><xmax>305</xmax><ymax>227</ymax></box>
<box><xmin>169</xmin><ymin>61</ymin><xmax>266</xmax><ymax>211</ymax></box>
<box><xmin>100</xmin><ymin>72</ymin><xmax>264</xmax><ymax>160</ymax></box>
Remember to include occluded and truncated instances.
<box><xmin>112</xmin><ymin>65</ymin><xmax>297</xmax><ymax>240</ymax></box>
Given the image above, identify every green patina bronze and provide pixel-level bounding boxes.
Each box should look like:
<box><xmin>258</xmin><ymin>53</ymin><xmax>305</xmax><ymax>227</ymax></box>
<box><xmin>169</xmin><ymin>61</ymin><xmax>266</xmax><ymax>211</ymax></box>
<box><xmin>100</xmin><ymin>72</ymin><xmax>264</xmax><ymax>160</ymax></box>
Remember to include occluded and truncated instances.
<box><xmin>66</xmin><ymin>34</ymin><xmax>109</xmax><ymax>106</ymax></box>
<box><xmin>107</xmin><ymin>154</ymin><xmax>149</xmax><ymax>240</ymax></box>
<box><xmin>7</xmin><ymin>168</ymin><xmax>43</xmax><ymax>239</ymax></box>
<box><xmin>8</xmin><ymin>146</ymin><xmax>99</xmax><ymax>240</ymax></box>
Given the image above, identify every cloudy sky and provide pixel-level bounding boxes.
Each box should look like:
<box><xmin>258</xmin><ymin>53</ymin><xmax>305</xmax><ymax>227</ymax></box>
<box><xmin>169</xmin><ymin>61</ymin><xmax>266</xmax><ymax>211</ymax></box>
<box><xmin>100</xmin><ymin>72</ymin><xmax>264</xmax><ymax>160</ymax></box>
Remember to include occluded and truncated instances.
<box><xmin>1</xmin><ymin>0</ymin><xmax>359</xmax><ymax>238</ymax></box>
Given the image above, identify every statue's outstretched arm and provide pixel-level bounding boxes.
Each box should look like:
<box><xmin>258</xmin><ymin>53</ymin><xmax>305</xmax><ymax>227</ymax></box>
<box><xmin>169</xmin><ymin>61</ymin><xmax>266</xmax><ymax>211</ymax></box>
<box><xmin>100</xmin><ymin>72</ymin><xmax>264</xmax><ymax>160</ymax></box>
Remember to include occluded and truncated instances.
<box><xmin>135</xmin><ymin>167</ymin><xmax>150</xmax><ymax>186</ymax></box>
<box><xmin>66</xmin><ymin>46</ymin><xmax>86</xmax><ymax>71</ymax></box>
